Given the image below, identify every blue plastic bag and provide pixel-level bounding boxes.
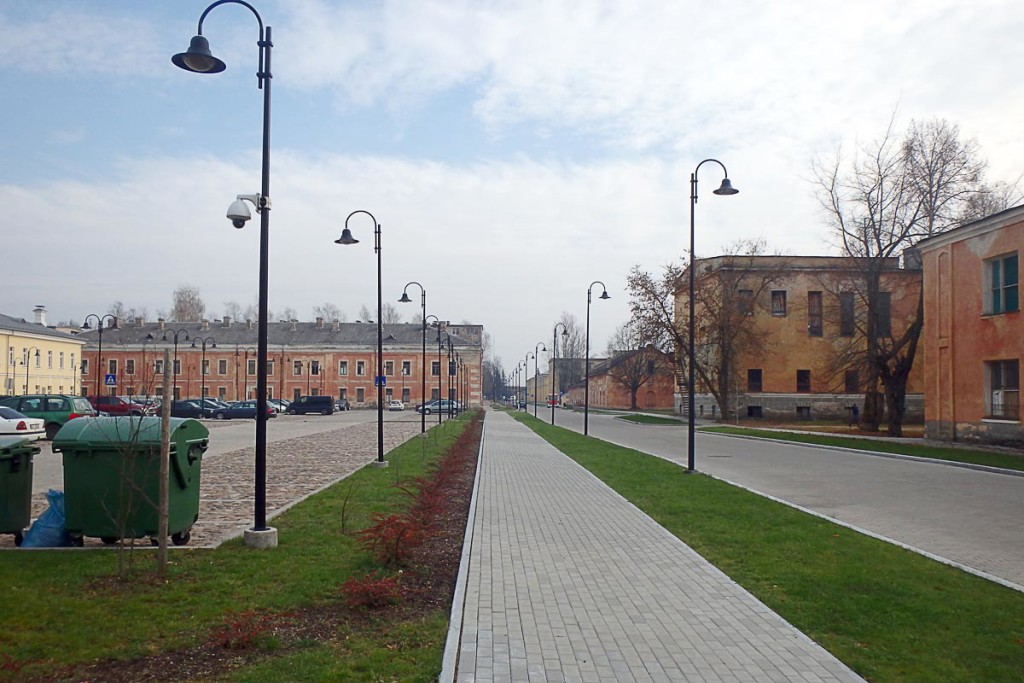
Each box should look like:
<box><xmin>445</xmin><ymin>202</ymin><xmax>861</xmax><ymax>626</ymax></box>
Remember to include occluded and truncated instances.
<box><xmin>21</xmin><ymin>489</ymin><xmax>74</xmax><ymax>548</ymax></box>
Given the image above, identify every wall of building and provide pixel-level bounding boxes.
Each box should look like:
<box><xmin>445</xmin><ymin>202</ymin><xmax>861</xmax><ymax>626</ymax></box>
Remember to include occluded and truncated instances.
<box><xmin>921</xmin><ymin>207</ymin><xmax>1024</xmax><ymax>444</ymax></box>
<box><xmin>1</xmin><ymin>313</ymin><xmax>86</xmax><ymax>396</ymax></box>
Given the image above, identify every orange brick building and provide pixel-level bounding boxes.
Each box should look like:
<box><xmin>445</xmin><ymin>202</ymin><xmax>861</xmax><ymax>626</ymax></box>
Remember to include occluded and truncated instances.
<box><xmin>562</xmin><ymin>347</ymin><xmax>676</xmax><ymax>410</ymax></box>
<box><xmin>675</xmin><ymin>255</ymin><xmax>924</xmax><ymax>421</ymax></box>
<box><xmin>78</xmin><ymin>317</ymin><xmax>484</xmax><ymax>408</ymax></box>
<box><xmin>918</xmin><ymin>204</ymin><xmax>1023</xmax><ymax>444</ymax></box>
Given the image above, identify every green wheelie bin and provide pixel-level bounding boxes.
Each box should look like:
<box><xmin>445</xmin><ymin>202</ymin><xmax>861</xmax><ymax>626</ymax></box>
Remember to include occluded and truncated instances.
<box><xmin>52</xmin><ymin>417</ymin><xmax>208</xmax><ymax>546</ymax></box>
<box><xmin>0</xmin><ymin>436</ymin><xmax>41</xmax><ymax>546</ymax></box>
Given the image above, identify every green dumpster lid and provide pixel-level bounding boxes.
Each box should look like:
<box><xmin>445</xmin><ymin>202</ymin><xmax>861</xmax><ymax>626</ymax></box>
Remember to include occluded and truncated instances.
<box><xmin>0</xmin><ymin>435</ymin><xmax>41</xmax><ymax>456</ymax></box>
<box><xmin>51</xmin><ymin>416</ymin><xmax>209</xmax><ymax>453</ymax></box>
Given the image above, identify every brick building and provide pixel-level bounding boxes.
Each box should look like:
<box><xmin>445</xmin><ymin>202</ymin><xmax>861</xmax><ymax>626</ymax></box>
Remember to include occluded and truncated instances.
<box><xmin>675</xmin><ymin>255</ymin><xmax>924</xmax><ymax>421</ymax></box>
<box><xmin>918</xmin><ymin>204</ymin><xmax>1023</xmax><ymax>444</ymax></box>
<box><xmin>562</xmin><ymin>346</ymin><xmax>676</xmax><ymax>410</ymax></box>
<box><xmin>77</xmin><ymin>317</ymin><xmax>484</xmax><ymax>408</ymax></box>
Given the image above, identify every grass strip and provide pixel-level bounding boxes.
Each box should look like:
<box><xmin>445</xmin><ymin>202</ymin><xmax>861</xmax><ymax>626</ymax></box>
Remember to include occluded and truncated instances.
<box><xmin>703</xmin><ymin>425</ymin><xmax>1024</xmax><ymax>472</ymax></box>
<box><xmin>616</xmin><ymin>414</ymin><xmax>683</xmax><ymax>425</ymax></box>
<box><xmin>0</xmin><ymin>417</ymin><xmax>472</xmax><ymax>681</ymax></box>
<box><xmin>511</xmin><ymin>412</ymin><xmax>1024</xmax><ymax>683</ymax></box>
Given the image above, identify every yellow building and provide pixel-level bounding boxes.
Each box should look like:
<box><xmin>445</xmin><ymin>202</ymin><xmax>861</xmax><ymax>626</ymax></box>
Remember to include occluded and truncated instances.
<box><xmin>1</xmin><ymin>307</ymin><xmax>87</xmax><ymax>396</ymax></box>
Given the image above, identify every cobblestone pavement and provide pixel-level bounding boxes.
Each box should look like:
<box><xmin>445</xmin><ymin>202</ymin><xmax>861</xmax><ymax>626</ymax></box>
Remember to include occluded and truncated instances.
<box><xmin>3</xmin><ymin>419</ymin><xmax>426</xmax><ymax>549</ymax></box>
<box><xmin>455</xmin><ymin>411</ymin><xmax>863</xmax><ymax>683</ymax></box>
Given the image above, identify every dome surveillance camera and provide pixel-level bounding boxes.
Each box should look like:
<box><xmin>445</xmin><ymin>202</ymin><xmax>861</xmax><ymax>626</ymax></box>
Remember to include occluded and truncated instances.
<box><xmin>226</xmin><ymin>198</ymin><xmax>253</xmax><ymax>229</ymax></box>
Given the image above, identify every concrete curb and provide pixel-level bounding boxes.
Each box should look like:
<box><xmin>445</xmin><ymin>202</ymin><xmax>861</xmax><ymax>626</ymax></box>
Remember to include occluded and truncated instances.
<box><xmin>703</xmin><ymin>429</ymin><xmax>1024</xmax><ymax>478</ymax></box>
<box><xmin>437</xmin><ymin>414</ymin><xmax>486</xmax><ymax>683</ymax></box>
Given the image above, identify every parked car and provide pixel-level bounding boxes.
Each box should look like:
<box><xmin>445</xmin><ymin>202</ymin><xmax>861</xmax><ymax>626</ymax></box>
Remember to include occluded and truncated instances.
<box><xmin>0</xmin><ymin>406</ymin><xmax>45</xmax><ymax>441</ymax></box>
<box><xmin>416</xmin><ymin>399</ymin><xmax>457</xmax><ymax>415</ymax></box>
<box><xmin>286</xmin><ymin>395</ymin><xmax>335</xmax><ymax>415</ymax></box>
<box><xmin>212</xmin><ymin>400</ymin><xmax>276</xmax><ymax>420</ymax></box>
<box><xmin>87</xmin><ymin>395</ymin><xmax>155</xmax><ymax>417</ymax></box>
<box><xmin>164</xmin><ymin>400</ymin><xmax>215</xmax><ymax>419</ymax></box>
<box><xmin>387</xmin><ymin>400</ymin><xmax>405</xmax><ymax>411</ymax></box>
<box><xmin>0</xmin><ymin>394</ymin><xmax>97</xmax><ymax>440</ymax></box>
<box><xmin>335</xmin><ymin>399</ymin><xmax>350</xmax><ymax>412</ymax></box>
<box><xmin>268</xmin><ymin>398</ymin><xmax>291</xmax><ymax>413</ymax></box>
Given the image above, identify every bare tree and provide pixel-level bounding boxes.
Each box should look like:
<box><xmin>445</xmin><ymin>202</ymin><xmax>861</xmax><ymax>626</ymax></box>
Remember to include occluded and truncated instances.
<box><xmin>279</xmin><ymin>306</ymin><xmax>298</xmax><ymax>322</ymax></box>
<box><xmin>312</xmin><ymin>302</ymin><xmax>345</xmax><ymax>322</ymax></box>
<box><xmin>552</xmin><ymin>312</ymin><xmax>585</xmax><ymax>393</ymax></box>
<box><xmin>170</xmin><ymin>285</ymin><xmax>205</xmax><ymax>322</ymax></box>
<box><xmin>358</xmin><ymin>305</ymin><xmax>373</xmax><ymax>322</ymax></box>
<box><xmin>813</xmin><ymin>116</ymin><xmax>989</xmax><ymax>435</ymax></box>
<box><xmin>957</xmin><ymin>179</ymin><xmax>1023</xmax><ymax>224</ymax></box>
<box><xmin>382</xmin><ymin>302</ymin><xmax>402</xmax><ymax>324</ymax></box>
<box><xmin>108</xmin><ymin>301</ymin><xmax>148</xmax><ymax>323</ymax></box>
<box><xmin>604</xmin><ymin>324</ymin><xmax>670</xmax><ymax>410</ymax></box>
<box><xmin>223</xmin><ymin>301</ymin><xmax>243</xmax><ymax>321</ymax></box>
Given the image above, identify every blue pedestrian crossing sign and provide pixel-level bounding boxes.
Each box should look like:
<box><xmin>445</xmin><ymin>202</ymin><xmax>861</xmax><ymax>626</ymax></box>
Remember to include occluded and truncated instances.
<box><xmin>374</xmin><ymin>376</ymin><xmax>386</xmax><ymax>387</ymax></box>
<box><xmin>104</xmin><ymin>373</ymin><xmax>117</xmax><ymax>386</ymax></box>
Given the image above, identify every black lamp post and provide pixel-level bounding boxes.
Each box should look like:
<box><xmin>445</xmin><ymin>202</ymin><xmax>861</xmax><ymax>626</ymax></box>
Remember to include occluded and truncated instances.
<box><xmin>336</xmin><ymin>210</ymin><xmax>386</xmax><ymax>465</ymax></box>
<box><xmin>533</xmin><ymin>342</ymin><xmax>546</xmax><ymax>418</ymax></box>
<box><xmin>584</xmin><ymin>281</ymin><xmax>610</xmax><ymax>435</ymax></box>
<box><xmin>551</xmin><ymin>323</ymin><xmax>569</xmax><ymax>424</ymax></box>
<box><xmin>82</xmin><ymin>314</ymin><xmax>117</xmax><ymax>397</ymax></box>
<box><xmin>687</xmin><ymin>159</ymin><xmax>738</xmax><ymax>473</ymax></box>
<box><xmin>192</xmin><ymin>336</ymin><xmax>217</xmax><ymax>410</ymax></box>
<box><xmin>139</xmin><ymin>333</ymin><xmax>155</xmax><ymax>397</ymax></box>
<box><xmin>399</xmin><ymin>282</ymin><xmax>427</xmax><ymax>433</ymax></box>
<box><xmin>162</xmin><ymin>328</ymin><xmax>190</xmax><ymax>400</ymax></box>
<box><xmin>22</xmin><ymin>348</ymin><xmax>40</xmax><ymax>395</ymax></box>
<box><xmin>174</xmin><ymin>0</ymin><xmax>275</xmax><ymax>541</ymax></box>
<box><xmin>524</xmin><ymin>353</ymin><xmax>535</xmax><ymax>411</ymax></box>
<box><xmin>426</xmin><ymin>316</ymin><xmax>444</xmax><ymax>424</ymax></box>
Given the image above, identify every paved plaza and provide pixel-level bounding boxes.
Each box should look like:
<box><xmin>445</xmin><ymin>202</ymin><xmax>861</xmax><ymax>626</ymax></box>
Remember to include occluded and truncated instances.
<box><xmin>452</xmin><ymin>411</ymin><xmax>863</xmax><ymax>682</ymax></box>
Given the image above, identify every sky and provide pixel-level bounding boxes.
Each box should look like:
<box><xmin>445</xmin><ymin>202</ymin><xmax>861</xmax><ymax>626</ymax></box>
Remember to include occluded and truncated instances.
<box><xmin>2</xmin><ymin>0</ymin><xmax>1022</xmax><ymax>374</ymax></box>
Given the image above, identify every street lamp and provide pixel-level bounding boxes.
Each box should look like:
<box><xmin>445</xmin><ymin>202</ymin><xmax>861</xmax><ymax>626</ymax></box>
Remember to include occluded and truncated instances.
<box><xmin>399</xmin><ymin>282</ymin><xmax>427</xmax><ymax>434</ymax></box>
<box><xmin>192</xmin><ymin>336</ymin><xmax>217</xmax><ymax>410</ymax></box>
<box><xmin>21</xmin><ymin>348</ymin><xmax>40</xmax><ymax>395</ymax></box>
<box><xmin>162</xmin><ymin>328</ymin><xmax>190</xmax><ymax>400</ymax></box>
<box><xmin>584</xmin><ymin>281</ymin><xmax>610</xmax><ymax>435</ymax></box>
<box><xmin>174</xmin><ymin>0</ymin><xmax>276</xmax><ymax>546</ymax></box>
<box><xmin>82</xmin><ymin>314</ymin><xmax>117</xmax><ymax>397</ymax></box>
<box><xmin>524</xmin><ymin>353</ymin><xmax>536</xmax><ymax>411</ymax></box>
<box><xmin>426</xmin><ymin>316</ymin><xmax>444</xmax><ymax>425</ymax></box>
<box><xmin>532</xmin><ymin>342</ymin><xmax>547</xmax><ymax>418</ymax></box>
<box><xmin>551</xmin><ymin>323</ymin><xmax>569</xmax><ymax>425</ymax></box>
<box><xmin>336</xmin><ymin>210</ymin><xmax>386</xmax><ymax>466</ymax></box>
<box><xmin>687</xmin><ymin>159</ymin><xmax>738</xmax><ymax>473</ymax></box>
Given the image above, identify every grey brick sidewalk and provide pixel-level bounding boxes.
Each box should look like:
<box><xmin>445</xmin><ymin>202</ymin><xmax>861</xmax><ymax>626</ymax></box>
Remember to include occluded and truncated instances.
<box><xmin>454</xmin><ymin>411</ymin><xmax>863</xmax><ymax>683</ymax></box>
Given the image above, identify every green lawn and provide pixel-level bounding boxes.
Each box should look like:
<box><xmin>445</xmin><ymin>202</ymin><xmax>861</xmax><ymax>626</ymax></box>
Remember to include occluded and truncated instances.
<box><xmin>511</xmin><ymin>412</ymin><xmax>1024</xmax><ymax>683</ymax></box>
<box><xmin>0</xmin><ymin>417</ymin><xmax>474</xmax><ymax>681</ymax></box>
<box><xmin>615</xmin><ymin>414</ymin><xmax>683</xmax><ymax>425</ymax></box>
<box><xmin>703</xmin><ymin>425</ymin><xmax>1024</xmax><ymax>472</ymax></box>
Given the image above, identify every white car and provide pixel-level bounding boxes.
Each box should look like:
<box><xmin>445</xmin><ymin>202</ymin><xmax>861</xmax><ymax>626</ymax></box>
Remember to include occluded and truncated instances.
<box><xmin>0</xmin><ymin>407</ymin><xmax>45</xmax><ymax>441</ymax></box>
<box><xmin>387</xmin><ymin>400</ymin><xmax>405</xmax><ymax>411</ymax></box>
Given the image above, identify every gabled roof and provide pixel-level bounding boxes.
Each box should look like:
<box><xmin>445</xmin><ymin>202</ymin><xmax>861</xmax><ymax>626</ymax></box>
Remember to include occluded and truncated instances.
<box><xmin>916</xmin><ymin>203</ymin><xmax>1024</xmax><ymax>253</ymax></box>
<box><xmin>0</xmin><ymin>313</ymin><xmax>85</xmax><ymax>343</ymax></box>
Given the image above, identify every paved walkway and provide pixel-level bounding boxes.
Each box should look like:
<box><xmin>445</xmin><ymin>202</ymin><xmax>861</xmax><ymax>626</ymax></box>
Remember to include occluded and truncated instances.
<box><xmin>453</xmin><ymin>411</ymin><xmax>863</xmax><ymax>683</ymax></box>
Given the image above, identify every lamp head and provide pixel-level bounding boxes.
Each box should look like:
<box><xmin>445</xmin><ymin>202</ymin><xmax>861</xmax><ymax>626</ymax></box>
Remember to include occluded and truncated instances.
<box><xmin>398</xmin><ymin>292</ymin><xmax>412</xmax><ymax>303</ymax></box>
<box><xmin>713</xmin><ymin>178</ymin><xmax>739</xmax><ymax>196</ymax></box>
<box><xmin>335</xmin><ymin>228</ymin><xmax>359</xmax><ymax>245</ymax></box>
<box><xmin>172</xmin><ymin>35</ymin><xmax>226</xmax><ymax>74</ymax></box>
<box><xmin>599</xmin><ymin>290</ymin><xmax>611</xmax><ymax>300</ymax></box>
<box><xmin>227</xmin><ymin>199</ymin><xmax>252</xmax><ymax>229</ymax></box>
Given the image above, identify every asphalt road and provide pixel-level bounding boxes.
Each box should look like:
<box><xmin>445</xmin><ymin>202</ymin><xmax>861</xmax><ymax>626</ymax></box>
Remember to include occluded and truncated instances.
<box><xmin>545</xmin><ymin>407</ymin><xmax>1024</xmax><ymax>588</ymax></box>
<box><xmin>30</xmin><ymin>409</ymin><xmax>427</xmax><ymax>496</ymax></box>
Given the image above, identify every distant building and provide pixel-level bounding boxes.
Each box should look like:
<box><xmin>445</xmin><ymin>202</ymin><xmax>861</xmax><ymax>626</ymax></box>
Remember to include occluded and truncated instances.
<box><xmin>562</xmin><ymin>346</ymin><xmax>676</xmax><ymax>410</ymax></box>
<box><xmin>918</xmin><ymin>204</ymin><xmax>1023</xmax><ymax>444</ymax></box>
<box><xmin>675</xmin><ymin>255</ymin><xmax>924</xmax><ymax>421</ymax></box>
<box><xmin>77</xmin><ymin>316</ymin><xmax>484</xmax><ymax>407</ymax></box>
<box><xmin>0</xmin><ymin>306</ymin><xmax>87</xmax><ymax>396</ymax></box>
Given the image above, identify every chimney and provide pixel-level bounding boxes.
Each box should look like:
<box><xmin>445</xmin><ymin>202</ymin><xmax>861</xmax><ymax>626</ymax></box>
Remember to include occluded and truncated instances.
<box><xmin>247</xmin><ymin>319</ymin><xmax>254</xmax><ymax>331</ymax></box>
<box><xmin>291</xmin><ymin>320</ymin><xmax>297</xmax><ymax>331</ymax></box>
<box><xmin>157</xmin><ymin>318</ymin><xmax>166</xmax><ymax>330</ymax></box>
<box><xmin>33</xmin><ymin>305</ymin><xmax>47</xmax><ymax>326</ymax></box>
<box><xmin>332</xmin><ymin>319</ymin><xmax>340</xmax><ymax>332</ymax></box>
<box><xmin>201</xmin><ymin>319</ymin><xmax>210</xmax><ymax>330</ymax></box>
<box><xmin>134</xmin><ymin>316</ymin><xmax>145</xmax><ymax>327</ymax></box>
<box><xmin>316</xmin><ymin>317</ymin><xmax>324</xmax><ymax>328</ymax></box>
<box><xmin>222</xmin><ymin>315</ymin><xmax>232</xmax><ymax>327</ymax></box>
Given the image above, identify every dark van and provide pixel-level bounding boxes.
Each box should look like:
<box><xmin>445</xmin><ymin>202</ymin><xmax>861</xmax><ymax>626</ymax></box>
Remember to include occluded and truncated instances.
<box><xmin>286</xmin><ymin>395</ymin><xmax>335</xmax><ymax>415</ymax></box>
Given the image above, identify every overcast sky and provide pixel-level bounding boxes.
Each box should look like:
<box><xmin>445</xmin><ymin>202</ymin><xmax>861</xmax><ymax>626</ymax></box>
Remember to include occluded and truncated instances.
<box><xmin>2</xmin><ymin>0</ymin><xmax>1021</xmax><ymax>373</ymax></box>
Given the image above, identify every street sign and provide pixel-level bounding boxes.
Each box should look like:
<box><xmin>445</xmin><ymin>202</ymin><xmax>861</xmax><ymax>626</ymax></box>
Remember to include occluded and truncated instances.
<box><xmin>104</xmin><ymin>374</ymin><xmax>117</xmax><ymax>386</ymax></box>
<box><xmin>374</xmin><ymin>376</ymin><xmax>386</xmax><ymax>387</ymax></box>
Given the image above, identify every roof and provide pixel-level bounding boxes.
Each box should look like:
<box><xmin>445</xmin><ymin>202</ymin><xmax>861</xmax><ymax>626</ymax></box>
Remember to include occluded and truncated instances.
<box><xmin>916</xmin><ymin>203</ymin><xmax>1024</xmax><ymax>253</ymax></box>
<box><xmin>75</xmin><ymin>320</ymin><xmax>481</xmax><ymax>351</ymax></box>
<box><xmin>0</xmin><ymin>313</ymin><xmax>86</xmax><ymax>343</ymax></box>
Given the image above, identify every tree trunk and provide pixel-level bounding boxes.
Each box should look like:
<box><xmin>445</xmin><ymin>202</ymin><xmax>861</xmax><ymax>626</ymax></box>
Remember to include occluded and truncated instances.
<box><xmin>862</xmin><ymin>389</ymin><xmax>883</xmax><ymax>432</ymax></box>
<box><xmin>630</xmin><ymin>388</ymin><xmax>638</xmax><ymax>410</ymax></box>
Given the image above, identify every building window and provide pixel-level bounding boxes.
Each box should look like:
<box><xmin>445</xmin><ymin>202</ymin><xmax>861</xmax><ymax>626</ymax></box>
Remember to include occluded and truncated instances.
<box><xmin>82</xmin><ymin>359</ymin><xmax>90</xmax><ymax>375</ymax></box>
<box><xmin>431</xmin><ymin>388</ymin><xmax>440</xmax><ymax>400</ymax></box>
<box><xmin>807</xmin><ymin>291</ymin><xmax>823</xmax><ymax>336</ymax></box>
<box><xmin>173</xmin><ymin>359</ymin><xmax>181</xmax><ymax>376</ymax></box>
<box><xmin>310</xmin><ymin>360</ymin><xmax>320</xmax><ymax>376</ymax></box>
<box><xmin>356</xmin><ymin>388</ymin><xmax>365</xmax><ymax>403</ymax></box>
<box><xmin>293</xmin><ymin>361</ymin><xmax>303</xmax><ymax>376</ymax></box>
<box><xmin>265</xmin><ymin>360</ymin><xmax>274</xmax><ymax>376</ymax></box>
<box><xmin>771</xmin><ymin>290</ymin><xmax>787</xmax><ymax>317</ymax></box>
<box><xmin>59</xmin><ymin>352</ymin><xmax>65</xmax><ymax>369</ymax></box>
<box><xmin>402</xmin><ymin>361</ymin><xmax>411</xmax><ymax>376</ymax></box>
<box><xmin>747</xmin><ymin>406</ymin><xmax>763</xmax><ymax>418</ymax></box>
<box><xmin>796</xmin><ymin>406</ymin><xmax>812</xmax><ymax>420</ymax></box>
<box><xmin>385</xmin><ymin>360</ymin><xmax>394</xmax><ymax>376</ymax></box>
<box><xmin>356</xmin><ymin>361</ymin><xmax>366</xmax><ymax>376</ymax></box>
<box><xmin>839</xmin><ymin>292</ymin><xmax>856</xmax><ymax>336</ymax></box>
<box><xmin>844</xmin><ymin>369</ymin><xmax>859</xmax><ymax>394</ymax></box>
<box><xmin>987</xmin><ymin>359</ymin><xmax>1020</xmax><ymax>420</ymax></box>
<box><xmin>154</xmin><ymin>359</ymin><xmax>163</xmax><ymax>375</ymax></box>
<box><xmin>248</xmin><ymin>359</ymin><xmax>257</xmax><ymax>375</ymax></box>
<box><xmin>126</xmin><ymin>359</ymin><xmax>136</xmax><ymax>376</ymax></box>
<box><xmin>202</xmin><ymin>359</ymin><xmax>210</xmax><ymax>376</ymax></box>
<box><xmin>738</xmin><ymin>289</ymin><xmax>754</xmax><ymax>316</ymax></box>
<box><xmin>108</xmin><ymin>359</ymin><xmax>117</xmax><ymax>375</ymax></box>
<box><xmin>875</xmin><ymin>292</ymin><xmax>892</xmax><ymax>337</ymax></box>
<box><xmin>986</xmin><ymin>253</ymin><xmax>1019</xmax><ymax>315</ymax></box>
<box><xmin>796</xmin><ymin>369</ymin><xmax>811</xmax><ymax>393</ymax></box>
<box><xmin>339</xmin><ymin>360</ymin><xmax>348</xmax><ymax>376</ymax></box>
<box><xmin>402</xmin><ymin>388</ymin><xmax>410</xmax><ymax>403</ymax></box>
<box><xmin>339</xmin><ymin>388</ymin><xmax>348</xmax><ymax>401</ymax></box>
<box><xmin>47</xmin><ymin>351</ymin><xmax>53</xmax><ymax>368</ymax></box>
<box><xmin>218</xmin><ymin>359</ymin><xmax>228</xmax><ymax>375</ymax></box>
<box><xmin>747</xmin><ymin>369</ymin><xmax>762</xmax><ymax>393</ymax></box>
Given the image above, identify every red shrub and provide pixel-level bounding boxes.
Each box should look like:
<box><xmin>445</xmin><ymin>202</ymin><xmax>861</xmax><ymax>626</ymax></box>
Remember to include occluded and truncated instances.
<box><xmin>340</xmin><ymin>571</ymin><xmax>403</xmax><ymax>610</ymax></box>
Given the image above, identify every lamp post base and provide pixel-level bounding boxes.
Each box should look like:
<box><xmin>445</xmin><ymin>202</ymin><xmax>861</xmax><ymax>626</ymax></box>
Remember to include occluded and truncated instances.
<box><xmin>371</xmin><ymin>460</ymin><xmax>390</xmax><ymax>468</ymax></box>
<box><xmin>244</xmin><ymin>526</ymin><xmax>279</xmax><ymax>549</ymax></box>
